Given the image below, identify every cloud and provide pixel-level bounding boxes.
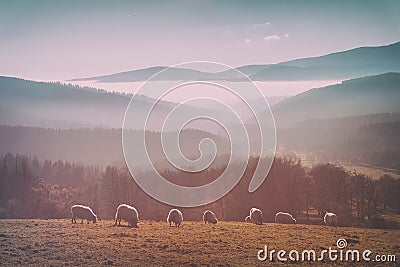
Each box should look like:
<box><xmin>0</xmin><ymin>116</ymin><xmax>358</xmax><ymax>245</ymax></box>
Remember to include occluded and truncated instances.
<box><xmin>263</xmin><ymin>35</ymin><xmax>280</xmax><ymax>41</ymax></box>
<box><xmin>244</xmin><ymin>38</ymin><xmax>252</xmax><ymax>43</ymax></box>
<box><xmin>252</xmin><ymin>22</ymin><xmax>271</xmax><ymax>28</ymax></box>
<box><xmin>284</xmin><ymin>33</ymin><xmax>290</xmax><ymax>38</ymax></box>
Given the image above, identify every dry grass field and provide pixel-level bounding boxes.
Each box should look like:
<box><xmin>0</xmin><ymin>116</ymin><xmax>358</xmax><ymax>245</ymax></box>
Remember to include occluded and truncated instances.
<box><xmin>340</xmin><ymin>164</ymin><xmax>400</xmax><ymax>180</ymax></box>
<box><xmin>0</xmin><ymin>219</ymin><xmax>399</xmax><ymax>266</ymax></box>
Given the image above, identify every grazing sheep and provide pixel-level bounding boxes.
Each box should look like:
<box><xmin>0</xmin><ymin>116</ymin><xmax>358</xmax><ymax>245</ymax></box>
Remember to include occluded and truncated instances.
<box><xmin>250</xmin><ymin>208</ymin><xmax>257</xmax><ymax>215</ymax></box>
<box><xmin>275</xmin><ymin>212</ymin><xmax>296</xmax><ymax>224</ymax></box>
<box><xmin>245</xmin><ymin>216</ymin><xmax>251</xmax><ymax>222</ymax></box>
<box><xmin>203</xmin><ymin>210</ymin><xmax>218</xmax><ymax>224</ymax></box>
<box><xmin>71</xmin><ymin>204</ymin><xmax>97</xmax><ymax>224</ymax></box>
<box><xmin>324</xmin><ymin>212</ymin><xmax>337</xmax><ymax>226</ymax></box>
<box><xmin>250</xmin><ymin>208</ymin><xmax>263</xmax><ymax>225</ymax></box>
<box><xmin>167</xmin><ymin>209</ymin><xmax>183</xmax><ymax>227</ymax></box>
<box><xmin>115</xmin><ymin>204</ymin><xmax>139</xmax><ymax>228</ymax></box>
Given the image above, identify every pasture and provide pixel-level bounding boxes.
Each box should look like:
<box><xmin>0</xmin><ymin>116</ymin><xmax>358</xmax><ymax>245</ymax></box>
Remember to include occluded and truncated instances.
<box><xmin>0</xmin><ymin>219</ymin><xmax>398</xmax><ymax>266</ymax></box>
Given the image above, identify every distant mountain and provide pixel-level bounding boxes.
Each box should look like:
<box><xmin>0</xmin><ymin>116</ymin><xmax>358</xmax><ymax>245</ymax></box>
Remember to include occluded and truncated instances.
<box><xmin>70</xmin><ymin>41</ymin><xmax>400</xmax><ymax>82</ymax></box>
<box><xmin>216</xmin><ymin>64</ymin><xmax>270</xmax><ymax>79</ymax></box>
<box><xmin>272</xmin><ymin>72</ymin><xmax>400</xmax><ymax>127</ymax></box>
<box><xmin>277</xmin><ymin>42</ymin><xmax>400</xmax><ymax>68</ymax></box>
<box><xmin>70</xmin><ymin>66</ymin><xmax>167</xmax><ymax>82</ymax></box>
<box><xmin>266</xmin><ymin>96</ymin><xmax>288</xmax><ymax>106</ymax></box>
<box><xmin>69</xmin><ymin>66</ymin><xmax>223</xmax><ymax>83</ymax></box>
<box><xmin>251</xmin><ymin>41</ymin><xmax>400</xmax><ymax>81</ymax></box>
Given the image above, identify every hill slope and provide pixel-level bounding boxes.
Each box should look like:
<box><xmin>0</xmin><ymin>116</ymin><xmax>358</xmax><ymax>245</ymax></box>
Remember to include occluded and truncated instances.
<box><xmin>0</xmin><ymin>77</ymin><xmax>206</xmax><ymax>129</ymax></box>
<box><xmin>272</xmin><ymin>72</ymin><xmax>400</xmax><ymax>127</ymax></box>
<box><xmin>1</xmin><ymin>219</ymin><xmax>398</xmax><ymax>266</ymax></box>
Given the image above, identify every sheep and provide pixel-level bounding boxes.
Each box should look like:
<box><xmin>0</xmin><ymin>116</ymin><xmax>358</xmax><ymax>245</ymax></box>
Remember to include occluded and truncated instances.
<box><xmin>250</xmin><ymin>207</ymin><xmax>263</xmax><ymax>225</ymax></box>
<box><xmin>245</xmin><ymin>216</ymin><xmax>251</xmax><ymax>222</ymax></box>
<box><xmin>324</xmin><ymin>212</ymin><xmax>337</xmax><ymax>226</ymax></box>
<box><xmin>275</xmin><ymin>212</ymin><xmax>296</xmax><ymax>224</ymax></box>
<box><xmin>250</xmin><ymin>207</ymin><xmax>257</xmax><ymax>215</ymax></box>
<box><xmin>71</xmin><ymin>204</ymin><xmax>97</xmax><ymax>224</ymax></box>
<box><xmin>115</xmin><ymin>204</ymin><xmax>139</xmax><ymax>228</ymax></box>
<box><xmin>203</xmin><ymin>210</ymin><xmax>218</xmax><ymax>224</ymax></box>
<box><xmin>167</xmin><ymin>209</ymin><xmax>183</xmax><ymax>227</ymax></box>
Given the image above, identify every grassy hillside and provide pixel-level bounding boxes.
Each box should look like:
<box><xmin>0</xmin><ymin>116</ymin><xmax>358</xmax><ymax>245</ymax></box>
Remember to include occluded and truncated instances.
<box><xmin>0</xmin><ymin>220</ymin><xmax>398</xmax><ymax>266</ymax></box>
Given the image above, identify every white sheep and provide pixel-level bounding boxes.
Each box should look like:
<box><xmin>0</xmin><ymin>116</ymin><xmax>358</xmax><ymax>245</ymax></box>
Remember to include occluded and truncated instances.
<box><xmin>275</xmin><ymin>212</ymin><xmax>296</xmax><ymax>224</ymax></box>
<box><xmin>115</xmin><ymin>204</ymin><xmax>139</xmax><ymax>228</ymax></box>
<box><xmin>324</xmin><ymin>212</ymin><xmax>337</xmax><ymax>226</ymax></box>
<box><xmin>250</xmin><ymin>207</ymin><xmax>257</xmax><ymax>215</ymax></box>
<box><xmin>167</xmin><ymin>209</ymin><xmax>183</xmax><ymax>227</ymax></box>
<box><xmin>203</xmin><ymin>210</ymin><xmax>218</xmax><ymax>224</ymax></box>
<box><xmin>245</xmin><ymin>215</ymin><xmax>251</xmax><ymax>222</ymax></box>
<box><xmin>71</xmin><ymin>204</ymin><xmax>97</xmax><ymax>224</ymax></box>
<box><xmin>250</xmin><ymin>207</ymin><xmax>263</xmax><ymax>225</ymax></box>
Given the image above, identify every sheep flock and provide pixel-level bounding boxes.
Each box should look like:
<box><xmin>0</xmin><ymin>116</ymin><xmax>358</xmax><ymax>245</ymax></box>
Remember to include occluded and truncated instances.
<box><xmin>70</xmin><ymin>204</ymin><xmax>337</xmax><ymax>228</ymax></box>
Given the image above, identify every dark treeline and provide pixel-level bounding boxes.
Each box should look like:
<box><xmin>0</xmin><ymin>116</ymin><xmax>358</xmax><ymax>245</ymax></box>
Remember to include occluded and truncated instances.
<box><xmin>2</xmin><ymin>113</ymin><xmax>399</xmax><ymax>169</ymax></box>
<box><xmin>1</xmin><ymin>153</ymin><xmax>399</xmax><ymax>228</ymax></box>
<box><xmin>0</xmin><ymin>126</ymin><xmax>229</xmax><ymax>166</ymax></box>
<box><xmin>279</xmin><ymin>113</ymin><xmax>400</xmax><ymax>169</ymax></box>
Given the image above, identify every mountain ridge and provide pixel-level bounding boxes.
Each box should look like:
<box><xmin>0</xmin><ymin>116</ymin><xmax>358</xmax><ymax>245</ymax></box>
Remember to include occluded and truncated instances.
<box><xmin>68</xmin><ymin>41</ymin><xmax>400</xmax><ymax>82</ymax></box>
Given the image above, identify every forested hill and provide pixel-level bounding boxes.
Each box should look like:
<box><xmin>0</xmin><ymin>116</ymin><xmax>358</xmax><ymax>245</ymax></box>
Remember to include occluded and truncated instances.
<box><xmin>272</xmin><ymin>72</ymin><xmax>400</xmax><ymax>127</ymax></box>
<box><xmin>0</xmin><ymin>76</ymin><xmax>182</xmax><ymax>129</ymax></box>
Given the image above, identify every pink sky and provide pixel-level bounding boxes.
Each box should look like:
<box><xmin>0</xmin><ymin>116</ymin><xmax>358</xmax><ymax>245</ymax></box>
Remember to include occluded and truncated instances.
<box><xmin>1</xmin><ymin>1</ymin><xmax>399</xmax><ymax>81</ymax></box>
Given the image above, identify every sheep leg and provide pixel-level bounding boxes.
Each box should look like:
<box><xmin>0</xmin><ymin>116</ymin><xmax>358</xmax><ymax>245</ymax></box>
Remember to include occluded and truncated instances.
<box><xmin>81</xmin><ymin>219</ymin><xmax>83</xmax><ymax>224</ymax></box>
